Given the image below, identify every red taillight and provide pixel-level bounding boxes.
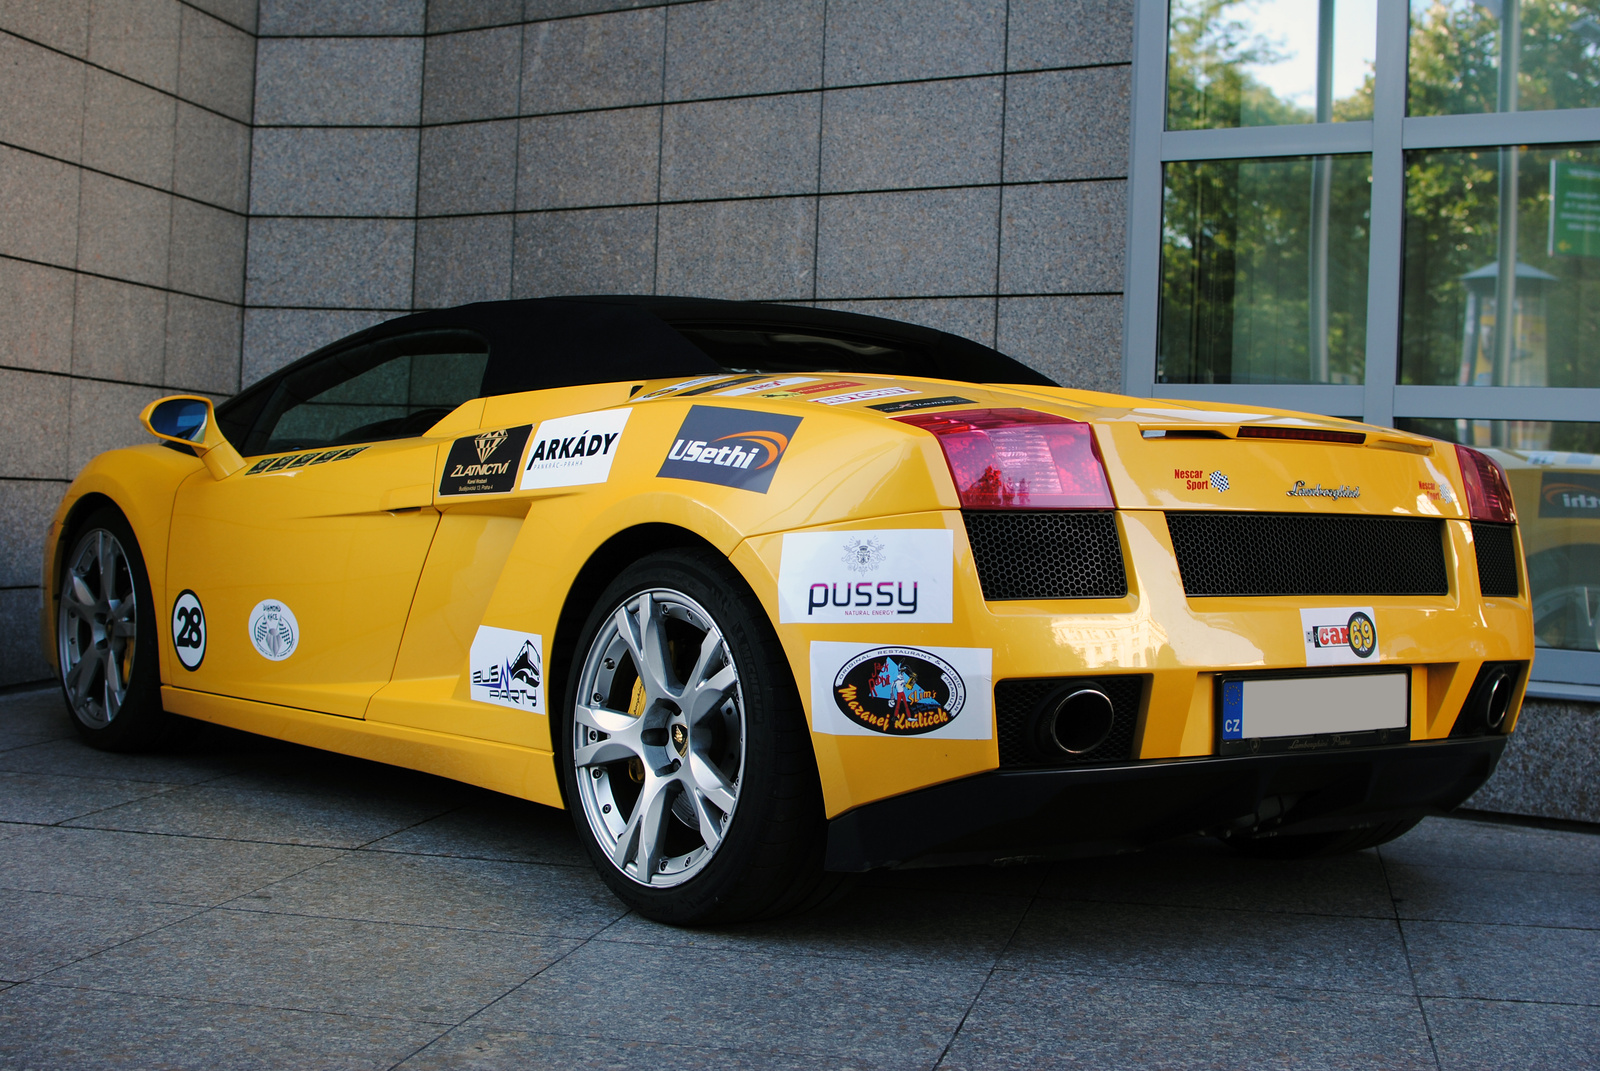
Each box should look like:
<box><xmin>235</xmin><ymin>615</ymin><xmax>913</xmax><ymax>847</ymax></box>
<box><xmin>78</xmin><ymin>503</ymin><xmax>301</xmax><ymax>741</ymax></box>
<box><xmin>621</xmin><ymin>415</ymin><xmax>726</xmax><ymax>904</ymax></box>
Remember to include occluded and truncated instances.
<box><xmin>895</xmin><ymin>409</ymin><xmax>1115</xmax><ymax>509</ymax></box>
<box><xmin>1455</xmin><ymin>444</ymin><xmax>1516</xmax><ymax>523</ymax></box>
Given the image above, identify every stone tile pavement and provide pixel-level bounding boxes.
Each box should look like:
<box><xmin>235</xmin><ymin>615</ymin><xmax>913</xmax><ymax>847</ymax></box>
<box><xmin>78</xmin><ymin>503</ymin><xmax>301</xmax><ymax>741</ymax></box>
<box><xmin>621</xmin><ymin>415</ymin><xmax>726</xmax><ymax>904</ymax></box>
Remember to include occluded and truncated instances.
<box><xmin>1</xmin><ymin>685</ymin><xmax>1596</xmax><ymax>1070</ymax></box>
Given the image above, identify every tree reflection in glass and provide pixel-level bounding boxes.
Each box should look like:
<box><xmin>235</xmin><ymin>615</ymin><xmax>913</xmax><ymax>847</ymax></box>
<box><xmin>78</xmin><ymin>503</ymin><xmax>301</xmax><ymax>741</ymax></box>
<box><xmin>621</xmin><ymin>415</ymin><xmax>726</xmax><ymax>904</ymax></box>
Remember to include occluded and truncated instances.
<box><xmin>1167</xmin><ymin>0</ymin><xmax>1376</xmax><ymax>129</ymax></box>
<box><xmin>1400</xmin><ymin>143</ymin><xmax>1600</xmax><ymax>391</ymax></box>
<box><xmin>1409</xmin><ymin>0</ymin><xmax>1600</xmax><ymax>116</ymax></box>
<box><xmin>1158</xmin><ymin>155</ymin><xmax>1372</xmax><ymax>384</ymax></box>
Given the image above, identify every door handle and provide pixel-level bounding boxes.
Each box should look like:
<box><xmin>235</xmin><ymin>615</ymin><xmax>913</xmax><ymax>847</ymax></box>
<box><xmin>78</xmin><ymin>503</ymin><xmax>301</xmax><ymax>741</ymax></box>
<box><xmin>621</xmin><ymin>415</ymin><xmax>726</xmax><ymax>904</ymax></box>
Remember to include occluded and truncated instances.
<box><xmin>380</xmin><ymin>484</ymin><xmax>432</xmax><ymax>512</ymax></box>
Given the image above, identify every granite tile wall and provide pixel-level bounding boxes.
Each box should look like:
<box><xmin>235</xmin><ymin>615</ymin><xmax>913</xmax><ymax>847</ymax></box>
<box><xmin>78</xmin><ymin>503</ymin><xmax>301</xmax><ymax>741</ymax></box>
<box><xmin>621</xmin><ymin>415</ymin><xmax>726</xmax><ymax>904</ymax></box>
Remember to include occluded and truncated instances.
<box><xmin>242</xmin><ymin>0</ymin><xmax>1138</xmax><ymax>386</ymax></box>
<box><xmin>0</xmin><ymin>0</ymin><xmax>258</xmax><ymax>685</ymax></box>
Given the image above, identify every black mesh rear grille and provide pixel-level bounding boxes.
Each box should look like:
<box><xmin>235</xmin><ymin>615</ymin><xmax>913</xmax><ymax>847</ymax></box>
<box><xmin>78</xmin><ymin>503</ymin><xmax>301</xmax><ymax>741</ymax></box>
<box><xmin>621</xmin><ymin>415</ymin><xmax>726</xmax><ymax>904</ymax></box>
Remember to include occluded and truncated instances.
<box><xmin>996</xmin><ymin>676</ymin><xmax>1144</xmax><ymax>768</ymax></box>
<box><xmin>963</xmin><ymin>511</ymin><xmax>1127</xmax><ymax>600</ymax></box>
<box><xmin>1166</xmin><ymin>512</ymin><xmax>1448</xmax><ymax>597</ymax></box>
<box><xmin>1472</xmin><ymin>522</ymin><xmax>1519</xmax><ymax>597</ymax></box>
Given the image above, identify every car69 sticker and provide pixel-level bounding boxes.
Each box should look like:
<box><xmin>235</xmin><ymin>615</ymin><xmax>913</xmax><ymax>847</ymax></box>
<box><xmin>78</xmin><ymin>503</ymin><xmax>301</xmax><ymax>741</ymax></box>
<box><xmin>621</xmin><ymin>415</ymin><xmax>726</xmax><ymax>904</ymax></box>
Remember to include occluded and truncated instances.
<box><xmin>809</xmin><ymin>641</ymin><xmax>992</xmax><ymax>739</ymax></box>
<box><xmin>1300</xmin><ymin>606</ymin><xmax>1379</xmax><ymax>666</ymax></box>
<box><xmin>469</xmin><ymin>626</ymin><xmax>544</xmax><ymax>712</ymax></box>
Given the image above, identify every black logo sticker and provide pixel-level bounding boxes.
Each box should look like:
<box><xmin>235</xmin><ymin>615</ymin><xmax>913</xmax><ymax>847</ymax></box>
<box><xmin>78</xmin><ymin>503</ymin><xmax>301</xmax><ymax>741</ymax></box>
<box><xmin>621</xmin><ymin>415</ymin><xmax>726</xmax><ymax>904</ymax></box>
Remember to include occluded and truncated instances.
<box><xmin>657</xmin><ymin>406</ymin><xmax>801</xmax><ymax>494</ymax></box>
<box><xmin>868</xmin><ymin>395</ymin><xmax>975</xmax><ymax>414</ymax></box>
<box><xmin>831</xmin><ymin>646</ymin><xmax>966</xmax><ymax>736</ymax></box>
<box><xmin>440</xmin><ymin>425</ymin><xmax>532</xmax><ymax>496</ymax></box>
<box><xmin>1539</xmin><ymin>470</ymin><xmax>1600</xmax><ymax>518</ymax></box>
<box><xmin>171</xmin><ymin>589</ymin><xmax>205</xmax><ymax>671</ymax></box>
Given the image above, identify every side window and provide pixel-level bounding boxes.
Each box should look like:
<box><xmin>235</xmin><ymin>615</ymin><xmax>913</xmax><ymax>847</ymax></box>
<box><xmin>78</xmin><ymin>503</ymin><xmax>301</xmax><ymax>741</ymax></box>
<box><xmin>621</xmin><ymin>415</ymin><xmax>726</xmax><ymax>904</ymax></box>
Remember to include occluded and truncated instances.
<box><xmin>243</xmin><ymin>330</ymin><xmax>489</xmax><ymax>456</ymax></box>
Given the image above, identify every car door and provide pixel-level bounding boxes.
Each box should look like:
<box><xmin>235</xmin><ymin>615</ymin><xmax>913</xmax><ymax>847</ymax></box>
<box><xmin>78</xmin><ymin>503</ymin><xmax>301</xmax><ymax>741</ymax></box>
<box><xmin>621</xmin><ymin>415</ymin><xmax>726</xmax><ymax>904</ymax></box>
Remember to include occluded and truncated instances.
<box><xmin>165</xmin><ymin>329</ymin><xmax>489</xmax><ymax>718</ymax></box>
<box><xmin>368</xmin><ymin>381</ymin><xmax>637</xmax><ymax>751</ymax></box>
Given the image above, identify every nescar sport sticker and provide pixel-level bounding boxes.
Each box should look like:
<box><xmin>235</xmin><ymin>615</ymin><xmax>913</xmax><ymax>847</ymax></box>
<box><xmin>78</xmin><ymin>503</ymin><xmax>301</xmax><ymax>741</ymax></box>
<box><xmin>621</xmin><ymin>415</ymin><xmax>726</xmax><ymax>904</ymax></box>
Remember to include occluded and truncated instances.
<box><xmin>248</xmin><ymin>599</ymin><xmax>298</xmax><ymax>661</ymax></box>
<box><xmin>658</xmin><ymin>406</ymin><xmax>802</xmax><ymax>493</ymax></box>
<box><xmin>1300</xmin><ymin>607</ymin><xmax>1379</xmax><ymax>666</ymax></box>
<box><xmin>469</xmin><ymin>626</ymin><xmax>544</xmax><ymax>712</ymax></box>
<box><xmin>171</xmin><ymin>590</ymin><xmax>205</xmax><ymax>670</ymax></box>
<box><xmin>440</xmin><ymin>425</ymin><xmax>532</xmax><ymax>496</ymax></box>
<box><xmin>777</xmin><ymin>529</ymin><xmax>954</xmax><ymax>623</ymax></box>
<box><xmin>521</xmin><ymin>408</ymin><xmax>630</xmax><ymax>489</ymax></box>
<box><xmin>810</xmin><ymin>641</ymin><xmax>992</xmax><ymax>739</ymax></box>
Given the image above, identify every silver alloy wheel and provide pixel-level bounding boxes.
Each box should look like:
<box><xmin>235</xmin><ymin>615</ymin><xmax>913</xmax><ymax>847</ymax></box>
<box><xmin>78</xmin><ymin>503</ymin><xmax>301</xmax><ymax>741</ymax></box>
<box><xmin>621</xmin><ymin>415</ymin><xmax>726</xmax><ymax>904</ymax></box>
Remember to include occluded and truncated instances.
<box><xmin>573</xmin><ymin>588</ymin><xmax>745</xmax><ymax>887</ymax></box>
<box><xmin>57</xmin><ymin>528</ymin><xmax>139</xmax><ymax>729</ymax></box>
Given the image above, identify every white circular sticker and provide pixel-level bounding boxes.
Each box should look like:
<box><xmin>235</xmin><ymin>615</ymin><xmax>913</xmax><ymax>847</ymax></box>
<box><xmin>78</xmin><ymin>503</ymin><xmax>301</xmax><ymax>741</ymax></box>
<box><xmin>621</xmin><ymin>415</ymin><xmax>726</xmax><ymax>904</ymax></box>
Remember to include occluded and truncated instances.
<box><xmin>248</xmin><ymin>599</ymin><xmax>299</xmax><ymax>661</ymax></box>
<box><xmin>171</xmin><ymin>590</ymin><xmax>206</xmax><ymax>670</ymax></box>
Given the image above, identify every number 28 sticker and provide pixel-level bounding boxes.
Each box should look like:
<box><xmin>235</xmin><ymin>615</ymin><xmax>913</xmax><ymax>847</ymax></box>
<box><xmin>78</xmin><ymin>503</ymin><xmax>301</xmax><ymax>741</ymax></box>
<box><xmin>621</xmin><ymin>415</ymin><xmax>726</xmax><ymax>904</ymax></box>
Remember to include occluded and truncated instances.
<box><xmin>171</xmin><ymin>590</ymin><xmax>206</xmax><ymax>670</ymax></box>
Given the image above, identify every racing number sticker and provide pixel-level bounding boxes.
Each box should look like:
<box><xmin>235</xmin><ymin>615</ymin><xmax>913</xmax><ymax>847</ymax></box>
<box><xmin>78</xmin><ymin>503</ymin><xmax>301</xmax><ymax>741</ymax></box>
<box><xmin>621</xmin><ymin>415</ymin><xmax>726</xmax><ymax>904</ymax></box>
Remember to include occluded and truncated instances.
<box><xmin>171</xmin><ymin>590</ymin><xmax>205</xmax><ymax>670</ymax></box>
<box><xmin>1346</xmin><ymin>612</ymin><xmax>1376</xmax><ymax>659</ymax></box>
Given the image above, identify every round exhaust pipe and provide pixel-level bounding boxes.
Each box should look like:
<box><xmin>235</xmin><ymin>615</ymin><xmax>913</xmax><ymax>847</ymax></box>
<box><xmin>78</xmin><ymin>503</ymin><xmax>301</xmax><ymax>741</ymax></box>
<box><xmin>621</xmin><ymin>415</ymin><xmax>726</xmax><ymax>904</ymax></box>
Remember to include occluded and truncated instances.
<box><xmin>1482</xmin><ymin>668</ymin><xmax>1513</xmax><ymax>731</ymax></box>
<box><xmin>1043</xmin><ymin>688</ymin><xmax>1116</xmax><ymax>755</ymax></box>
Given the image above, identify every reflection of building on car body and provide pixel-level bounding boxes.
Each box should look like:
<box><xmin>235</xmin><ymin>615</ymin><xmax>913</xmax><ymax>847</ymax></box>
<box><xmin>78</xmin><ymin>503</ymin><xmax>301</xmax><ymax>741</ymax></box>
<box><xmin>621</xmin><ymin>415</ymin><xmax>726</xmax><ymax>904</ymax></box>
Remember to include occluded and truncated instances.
<box><xmin>42</xmin><ymin>297</ymin><xmax>1534</xmax><ymax>924</ymax></box>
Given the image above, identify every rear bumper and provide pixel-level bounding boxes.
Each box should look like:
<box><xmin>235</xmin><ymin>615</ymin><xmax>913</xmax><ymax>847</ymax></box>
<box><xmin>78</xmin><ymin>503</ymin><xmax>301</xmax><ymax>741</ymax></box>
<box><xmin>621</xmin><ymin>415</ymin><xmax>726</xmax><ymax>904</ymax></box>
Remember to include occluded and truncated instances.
<box><xmin>823</xmin><ymin>736</ymin><xmax>1507</xmax><ymax>871</ymax></box>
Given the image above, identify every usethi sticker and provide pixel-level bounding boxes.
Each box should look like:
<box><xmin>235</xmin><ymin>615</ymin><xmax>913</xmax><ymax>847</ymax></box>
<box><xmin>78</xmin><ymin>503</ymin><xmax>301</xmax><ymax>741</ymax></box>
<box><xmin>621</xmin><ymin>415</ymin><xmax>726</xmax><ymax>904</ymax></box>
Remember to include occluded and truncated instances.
<box><xmin>470</xmin><ymin>626</ymin><xmax>544</xmax><ymax>712</ymax></box>
<box><xmin>809</xmin><ymin>641</ymin><xmax>992</xmax><ymax>739</ymax></box>
<box><xmin>777</xmin><ymin>529</ymin><xmax>953</xmax><ymax>623</ymax></box>
<box><xmin>521</xmin><ymin>408</ymin><xmax>630</xmax><ymax>490</ymax></box>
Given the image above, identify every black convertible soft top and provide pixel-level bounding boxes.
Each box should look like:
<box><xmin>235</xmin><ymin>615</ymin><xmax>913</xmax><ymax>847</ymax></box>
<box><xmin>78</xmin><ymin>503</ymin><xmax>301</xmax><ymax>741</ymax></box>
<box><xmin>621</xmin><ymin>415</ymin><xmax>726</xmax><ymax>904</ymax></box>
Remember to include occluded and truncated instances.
<box><xmin>217</xmin><ymin>296</ymin><xmax>1057</xmax><ymax>442</ymax></box>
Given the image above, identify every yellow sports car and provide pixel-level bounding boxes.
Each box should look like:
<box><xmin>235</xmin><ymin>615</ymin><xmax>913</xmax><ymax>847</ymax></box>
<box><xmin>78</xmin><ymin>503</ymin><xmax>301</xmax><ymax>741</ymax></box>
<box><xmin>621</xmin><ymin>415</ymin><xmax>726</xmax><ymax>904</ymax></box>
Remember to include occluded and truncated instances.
<box><xmin>42</xmin><ymin>297</ymin><xmax>1532</xmax><ymax>924</ymax></box>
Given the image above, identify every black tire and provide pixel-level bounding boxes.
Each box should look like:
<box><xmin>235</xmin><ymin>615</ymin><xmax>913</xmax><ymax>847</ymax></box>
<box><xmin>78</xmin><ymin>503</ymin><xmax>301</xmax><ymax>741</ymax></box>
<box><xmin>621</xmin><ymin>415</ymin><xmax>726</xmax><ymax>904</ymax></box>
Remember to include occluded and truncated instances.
<box><xmin>55</xmin><ymin>505</ymin><xmax>176</xmax><ymax>751</ymax></box>
<box><xmin>1220</xmin><ymin>816</ymin><xmax>1423</xmax><ymax>859</ymax></box>
<box><xmin>558</xmin><ymin>548</ymin><xmax>841</xmax><ymax>925</ymax></box>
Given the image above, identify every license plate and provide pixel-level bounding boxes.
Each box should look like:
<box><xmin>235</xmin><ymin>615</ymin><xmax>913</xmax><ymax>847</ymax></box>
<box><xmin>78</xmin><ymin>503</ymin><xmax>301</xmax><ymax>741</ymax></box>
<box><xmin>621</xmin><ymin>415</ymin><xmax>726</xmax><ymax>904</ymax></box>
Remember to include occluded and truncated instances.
<box><xmin>1218</xmin><ymin>672</ymin><xmax>1409</xmax><ymax>755</ymax></box>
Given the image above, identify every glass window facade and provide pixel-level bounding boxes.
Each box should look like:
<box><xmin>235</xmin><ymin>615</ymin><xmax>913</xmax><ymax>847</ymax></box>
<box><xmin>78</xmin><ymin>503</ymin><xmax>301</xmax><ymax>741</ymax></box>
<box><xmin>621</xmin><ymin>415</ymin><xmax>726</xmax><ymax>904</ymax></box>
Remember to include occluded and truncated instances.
<box><xmin>1133</xmin><ymin>0</ymin><xmax>1600</xmax><ymax>689</ymax></box>
<box><xmin>1401</xmin><ymin>143</ymin><xmax>1600</xmax><ymax>388</ymax></box>
<box><xmin>1159</xmin><ymin>154</ymin><xmax>1371</xmax><ymax>383</ymax></box>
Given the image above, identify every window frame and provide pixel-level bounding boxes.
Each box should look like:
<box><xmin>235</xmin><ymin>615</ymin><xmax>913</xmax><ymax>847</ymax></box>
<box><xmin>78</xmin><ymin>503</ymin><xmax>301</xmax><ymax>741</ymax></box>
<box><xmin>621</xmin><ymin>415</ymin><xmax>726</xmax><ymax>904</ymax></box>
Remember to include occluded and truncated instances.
<box><xmin>1124</xmin><ymin>0</ymin><xmax>1600</xmax><ymax>696</ymax></box>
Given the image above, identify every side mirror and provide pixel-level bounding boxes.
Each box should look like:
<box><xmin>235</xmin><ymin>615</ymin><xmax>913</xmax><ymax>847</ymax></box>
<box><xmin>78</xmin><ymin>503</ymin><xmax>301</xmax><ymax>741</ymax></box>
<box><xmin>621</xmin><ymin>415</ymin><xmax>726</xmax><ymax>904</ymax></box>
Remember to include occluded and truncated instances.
<box><xmin>140</xmin><ymin>395</ymin><xmax>244</xmax><ymax>479</ymax></box>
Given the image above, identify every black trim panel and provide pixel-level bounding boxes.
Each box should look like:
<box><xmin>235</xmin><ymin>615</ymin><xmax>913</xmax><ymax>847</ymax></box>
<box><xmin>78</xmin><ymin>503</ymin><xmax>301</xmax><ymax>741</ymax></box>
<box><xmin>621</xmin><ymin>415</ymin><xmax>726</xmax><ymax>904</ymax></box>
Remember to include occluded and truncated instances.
<box><xmin>824</xmin><ymin>736</ymin><xmax>1506</xmax><ymax>871</ymax></box>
